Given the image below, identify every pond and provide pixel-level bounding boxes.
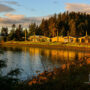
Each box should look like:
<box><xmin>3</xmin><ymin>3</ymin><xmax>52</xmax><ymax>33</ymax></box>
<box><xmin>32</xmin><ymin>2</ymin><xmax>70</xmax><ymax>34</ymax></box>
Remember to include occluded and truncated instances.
<box><xmin>0</xmin><ymin>46</ymin><xmax>90</xmax><ymax>80</ymax></box>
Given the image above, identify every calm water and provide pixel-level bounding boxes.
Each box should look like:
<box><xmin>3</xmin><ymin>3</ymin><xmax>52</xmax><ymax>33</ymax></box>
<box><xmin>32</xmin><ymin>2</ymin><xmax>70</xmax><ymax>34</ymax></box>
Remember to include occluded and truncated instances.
<box><xmin>0</xmin><ymin>46</ymin><xmax>90</xmax><ymax>80</ymax></box>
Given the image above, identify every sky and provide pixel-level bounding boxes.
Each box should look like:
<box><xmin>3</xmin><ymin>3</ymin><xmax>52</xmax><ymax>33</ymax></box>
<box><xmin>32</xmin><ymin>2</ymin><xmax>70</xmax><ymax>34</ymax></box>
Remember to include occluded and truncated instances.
<box><xmin>0</xmin><ymin>0</ymin><xmax>90</xmax><ymax>27</ymax></box>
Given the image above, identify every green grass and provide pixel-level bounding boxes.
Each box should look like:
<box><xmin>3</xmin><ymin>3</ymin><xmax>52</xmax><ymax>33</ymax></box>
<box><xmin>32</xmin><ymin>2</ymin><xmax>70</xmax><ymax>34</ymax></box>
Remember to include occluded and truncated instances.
<box><xmin>65</xmin><ymin>43</ymin><xmax>90</xmax><ymax>48</ymax></box>
<box><xmin>2</xmin><ymin>41</ymin><xmax>90</xmax><ymax>48</ymax></box>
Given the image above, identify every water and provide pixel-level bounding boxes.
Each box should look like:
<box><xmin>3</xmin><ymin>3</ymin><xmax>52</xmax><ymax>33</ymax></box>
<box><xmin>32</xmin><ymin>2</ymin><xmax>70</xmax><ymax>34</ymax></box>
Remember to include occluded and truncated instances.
<box><xmin>0</xmin><ymin>46</ymin><xmax>90</xmax><ymax>80</ymax></box>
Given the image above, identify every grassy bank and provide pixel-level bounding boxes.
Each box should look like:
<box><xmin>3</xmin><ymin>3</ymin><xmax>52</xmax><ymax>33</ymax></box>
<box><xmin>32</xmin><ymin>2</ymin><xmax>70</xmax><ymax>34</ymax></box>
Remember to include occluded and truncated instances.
<box><xmin>1</xmin><ymin>41</ymin><xmax>90</xmax><ymax>51</ymax></box>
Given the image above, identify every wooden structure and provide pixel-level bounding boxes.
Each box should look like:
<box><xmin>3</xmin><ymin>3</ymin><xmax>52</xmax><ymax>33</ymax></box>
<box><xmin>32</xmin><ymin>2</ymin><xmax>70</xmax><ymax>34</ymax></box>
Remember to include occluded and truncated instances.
<box><xmin>28</xmin><ymin>35</ymin><xmax>50</xmax><ymax>42</ymax></box>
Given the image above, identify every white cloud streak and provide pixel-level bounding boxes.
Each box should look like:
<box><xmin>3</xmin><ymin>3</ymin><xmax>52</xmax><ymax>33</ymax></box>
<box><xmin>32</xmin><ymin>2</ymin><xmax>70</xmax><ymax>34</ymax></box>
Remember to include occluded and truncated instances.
<box><xmin>0</xmin><ymin>13</ymin><xmax>51</xmax><ymax>27</ymax></box>
<box><xmin>0</xmin><ymin>0</ymin><xmax>20</xmax><ymax>6</ymax></box>
<box><xmin>5</xmin><ymin>13</ymin><xmax>25</xmax><ymax>20</ymax></box>
<box><xmin>66</xmin><ymin>3</ymin><xmax>90</xmax><ymax>14</ymax></box>
<box><xmin>3</xmin><ymin>1</ymin><xmax>19</xmax><ymax>5</ymax></box>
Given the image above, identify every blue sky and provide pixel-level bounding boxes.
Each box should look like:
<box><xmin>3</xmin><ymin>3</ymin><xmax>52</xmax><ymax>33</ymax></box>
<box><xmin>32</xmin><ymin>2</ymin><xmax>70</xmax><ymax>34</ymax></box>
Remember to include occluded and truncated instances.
<box><xmin>13</xmin><ymin>0</ymin><xmax>90</xmax><ymax>16</ymax></box>
<box><xmin>0</xmin><ymin>0</ymin><xmax>90</xmax><ymax>27</ymax></box>
<box><xmin>0</xmin><ymin>0</ymin><xmax>90</xmax><ymax>17</ymax></box>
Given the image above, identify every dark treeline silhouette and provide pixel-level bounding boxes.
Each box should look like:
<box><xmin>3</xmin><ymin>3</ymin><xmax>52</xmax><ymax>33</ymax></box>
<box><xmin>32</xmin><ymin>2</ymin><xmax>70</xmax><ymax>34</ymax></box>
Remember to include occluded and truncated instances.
<box><xmin>0</xmin><ymin>11</ymin><xmax>90</xmax><ymax>41</ymax></box>
<box><xmin>39</xmin><ymin>11</ymin><xmax>90</xmax><ymax>37</ymax></box>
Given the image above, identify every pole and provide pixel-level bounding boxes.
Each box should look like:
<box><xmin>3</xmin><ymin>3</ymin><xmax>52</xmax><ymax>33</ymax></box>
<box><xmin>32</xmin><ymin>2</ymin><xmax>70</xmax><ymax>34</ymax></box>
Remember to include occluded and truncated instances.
<box><xmin>34</xmin><ymin>32</ymin><xmax>35</xmax><ymax>42</ymax></box>
<box><xmin>57</xmin><ymin>30</ymin><xmax>59</xmax><ymax>42</ymax></box>
<box><xmin>25</xmin><ymin>29</ymin><xmax>26</xmax><ymax>41</ymax></box>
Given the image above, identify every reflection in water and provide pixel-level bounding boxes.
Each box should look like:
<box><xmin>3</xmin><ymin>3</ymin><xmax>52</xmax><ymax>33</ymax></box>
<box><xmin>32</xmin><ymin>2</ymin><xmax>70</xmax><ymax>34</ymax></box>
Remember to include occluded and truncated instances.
<box><xmin>0</xmin><ymin>46</ymin><xmax>90</xmax><ymax>80</ymax></box>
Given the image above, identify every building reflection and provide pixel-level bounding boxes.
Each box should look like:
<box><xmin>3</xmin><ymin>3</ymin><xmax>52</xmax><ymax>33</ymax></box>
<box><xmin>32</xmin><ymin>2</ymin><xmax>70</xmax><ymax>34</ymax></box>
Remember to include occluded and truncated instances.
<box><xmin>14</xmin><ymin>46</ymin><xmax>90</xmax><ymax>72</ymax></box>
<box><xmin>24</xmin><ymin>47</ymin><xmax>90</xmax><ymax>65</ymax></box>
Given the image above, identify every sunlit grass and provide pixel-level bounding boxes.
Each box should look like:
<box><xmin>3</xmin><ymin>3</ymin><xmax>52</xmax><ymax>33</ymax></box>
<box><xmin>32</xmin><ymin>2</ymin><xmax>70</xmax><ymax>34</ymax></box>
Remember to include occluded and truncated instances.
<box><xmin>65</xmin><ymin>43</ymin><xmax>90</xmax><ymax>47</ymax></box>
<box><xmin>2</xmin><ymin>41</ymin><xmax>90</xmax><ymax>48</ymax></box>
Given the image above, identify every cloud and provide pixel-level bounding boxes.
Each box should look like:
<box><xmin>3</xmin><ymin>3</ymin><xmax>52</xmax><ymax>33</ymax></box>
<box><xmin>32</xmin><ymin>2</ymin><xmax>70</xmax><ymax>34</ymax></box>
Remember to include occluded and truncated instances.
<box><xmin>0</xmin><ymin>13</ymin><xmax>51</xmax><ymax>27</ymax></box>
<box><xmin>5</xmin><ymin>13</ymin><xmax>25</xmax><ymax>20</ymax></box>
<box><xmin>4</xmin><ymin>1</ymin><xmax>19</xmax><ymax>5</ymax></box>
<box><xmin>30</xmin><ymin>8</ymin><xmax>36</xmax><ymax>12</ymax></box>
<box><xmin>66</xmin><ymin>3</ymin><xmax>90</xmax><ymax>14</ymax></box>
<box><xmin>53</xmin><ymin>1</ymin><xmax>58</xmax><ymax>4</ymax></box>
<box><xmin>0</xmin><ymin>4</ymin><xmax>15</xmax><ymax>12</ymax></box>
<box><xmin>0</xmin><ymin>0</ymin><xmax>20</xmax><ymax>6</ymax></box>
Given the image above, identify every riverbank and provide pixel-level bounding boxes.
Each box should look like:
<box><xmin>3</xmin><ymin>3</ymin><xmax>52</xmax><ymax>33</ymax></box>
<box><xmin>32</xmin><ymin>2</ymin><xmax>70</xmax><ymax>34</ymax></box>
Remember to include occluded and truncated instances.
<box><xmin>0</xmin><ymin>41</ymin><xmax>90</xmax><ymax>52</ymax></box>
<box><xmin>18</xmin><ymin>57</ymin><xmax>90</xmax><ymax>90</ymax></box>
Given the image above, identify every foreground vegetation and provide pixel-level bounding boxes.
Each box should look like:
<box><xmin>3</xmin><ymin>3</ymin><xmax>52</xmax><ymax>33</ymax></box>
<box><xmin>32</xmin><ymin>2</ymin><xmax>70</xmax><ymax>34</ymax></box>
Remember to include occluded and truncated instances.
<box><xmin>0</xmin><ymin>50</ymin><xmax>21</xmax><ymax>90</ymax></box>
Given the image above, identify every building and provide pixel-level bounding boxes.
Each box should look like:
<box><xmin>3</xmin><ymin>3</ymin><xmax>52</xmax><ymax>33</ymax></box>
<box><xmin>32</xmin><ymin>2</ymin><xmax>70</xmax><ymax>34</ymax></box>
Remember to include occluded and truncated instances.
<box><xmin>28</xmin><ymin>35</ymin><xmax>50</xmax><ymax>42</ymax></box>
<box><xmin>63</xmin><ymin>36</ymin><xmax>76</xmax><ymax>43</ymax></box>
<box><xmin>28</xmin><ymin>31</ymin><xmax>90</xmax><ymax>43</ymax></box>
<box><xmin>77</xmin><ymin>36</ymin><xmax>90</xmax><ymax>43</ymax></box>
<box><xmin>51</xmin><ymin>36</ymin><xmax>64</xmax><ymax>42</ymax></box>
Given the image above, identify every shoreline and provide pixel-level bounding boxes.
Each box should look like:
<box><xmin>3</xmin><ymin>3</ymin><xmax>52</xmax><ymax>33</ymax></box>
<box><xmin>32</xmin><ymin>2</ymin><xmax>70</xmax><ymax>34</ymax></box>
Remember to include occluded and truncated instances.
<box><xmin>0</xmin><ymin>41</ymin><xmax>90</xmax><ymax>52</ymax></box>
<box><xmin>28</xmin><ymin>56</ymin><xmax>90</xmax><ymax>86</ymax></box>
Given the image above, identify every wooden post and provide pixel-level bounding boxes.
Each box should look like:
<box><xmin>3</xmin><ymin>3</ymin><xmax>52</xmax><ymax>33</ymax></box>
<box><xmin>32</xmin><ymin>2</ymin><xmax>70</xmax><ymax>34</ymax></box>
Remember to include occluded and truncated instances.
<box><xmin>67</xmin><ymin>31</ymin><xmax>70</xmax><ymax>43</ymax></box>
<box><xmin>57</xmin><ymin>30</ymin><xmax>59</xmax><ymax>42</ymax></box>
<box><xmin>25</xmin><ymin>29</ymin><xmax>26</xmax><ymax>41</ymax></box>
<box><xmin>68</xmin><ymin>36</ymin><xmax>69</xmax><ymax>43</ymax></box>
<box><xmin>34</xmin><ymin>32</ymin><xmax>35</xmax><ymax>42</ymax></box>
<box><xmin>86</xmin><ymin>30</ymin><xmax>88</xmax><ymax>37</ymax></box>
<box><xmin>79</xmin><ymin>38</ymin><xmax>81</xmax><ymax>43</ymax></box>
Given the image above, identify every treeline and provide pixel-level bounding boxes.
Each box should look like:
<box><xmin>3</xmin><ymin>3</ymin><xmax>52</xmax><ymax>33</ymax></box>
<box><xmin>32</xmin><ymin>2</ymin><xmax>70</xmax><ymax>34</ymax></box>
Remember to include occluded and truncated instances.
<box><xmin>39</xmin><ymin>11</ymin><xmax>90</xmax><ymax>37</ymax></box>
<box><xmin>0</xmin><ymin>23</ymin><xmax>40</xmax><ymax>41</ymax></box>
<box><xmin>0</xmin><ymin>11</ymin><xmax>90</xmax><ymax>41</ymax></box>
